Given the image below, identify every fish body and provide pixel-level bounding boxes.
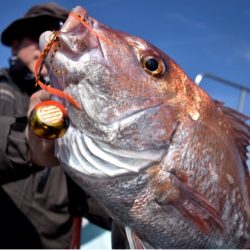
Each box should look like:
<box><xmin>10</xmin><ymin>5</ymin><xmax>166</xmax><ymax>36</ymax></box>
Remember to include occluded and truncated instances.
<box><xmin>40</xmin><ymin>6</ymin><xmax>250</xmax><ymax>248</ymax></box>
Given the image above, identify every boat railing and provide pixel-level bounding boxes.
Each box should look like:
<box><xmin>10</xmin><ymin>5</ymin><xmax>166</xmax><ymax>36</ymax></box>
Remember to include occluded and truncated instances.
<box><xmin>194</xmin><ymin>73</ymin><xmax>250</xmax><ymax>113</ymax></box>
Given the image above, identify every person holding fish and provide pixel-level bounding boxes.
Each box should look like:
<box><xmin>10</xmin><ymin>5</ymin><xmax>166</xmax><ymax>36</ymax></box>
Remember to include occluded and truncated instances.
<box><xmin>0</xmin><ymin>3</ymin><xmax>114</xmax><ymax>249</ymax></box>
<box><xmin>25</xmin><ymin>5</ymin><xmax>250</xmax><ymax>248</ymax></box>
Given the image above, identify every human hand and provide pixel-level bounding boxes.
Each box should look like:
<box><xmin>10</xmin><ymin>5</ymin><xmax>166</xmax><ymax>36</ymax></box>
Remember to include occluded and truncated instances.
<box><xmin>26</xmin><ymin>90</ymin><xmax>60</xmax><ymax>167</ymax></box>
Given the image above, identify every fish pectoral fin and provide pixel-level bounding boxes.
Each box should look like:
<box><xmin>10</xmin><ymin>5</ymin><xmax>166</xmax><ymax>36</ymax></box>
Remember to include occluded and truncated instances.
<box><xmin>155</xmin><ymin>171</ymin><xmax>224</xmax><ymax>234</ymax></box>
<box><xmin>125</xmin><ymin>226</ymin><xmax>153</xmax><ymax>249</ymax></box>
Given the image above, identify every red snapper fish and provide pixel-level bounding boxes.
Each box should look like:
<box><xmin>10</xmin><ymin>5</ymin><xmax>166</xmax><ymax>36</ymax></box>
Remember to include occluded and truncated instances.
<box><xmin>39</xmin><ymin>6</ymin><xmax>250</xmax><ymax>248</ymax></box>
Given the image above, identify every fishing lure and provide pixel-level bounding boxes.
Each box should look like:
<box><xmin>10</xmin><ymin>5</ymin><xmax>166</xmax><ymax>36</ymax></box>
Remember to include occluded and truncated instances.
<box><xmin>30</xmin><ymin>12</ymin><xmax>118</xmax><ymax>138</ymax></box>
<box><xmin>34</xmin><ymin>31</ymin><xmax>81</xmax><ymax>110</ymax></box>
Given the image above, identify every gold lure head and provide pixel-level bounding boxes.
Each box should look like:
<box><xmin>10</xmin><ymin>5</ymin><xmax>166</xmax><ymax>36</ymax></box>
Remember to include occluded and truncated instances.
<box><xmin>29</xmin><ymin>100</ymin><xmax>70</xmax><ymax>139</ymax></box>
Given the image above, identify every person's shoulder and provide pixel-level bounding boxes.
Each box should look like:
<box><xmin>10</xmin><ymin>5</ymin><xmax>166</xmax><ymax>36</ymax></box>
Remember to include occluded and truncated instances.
<box><xmin>0</xmin><ymin>68</ymin><xmax>17</xmax><ymax>100</ymax></box>
<box><xmin>0</xmin><ymin>68</ymin><xmax>11</xmax><ymax>82</ymax></box>
<box><xmin>0</xmin><ymin>68</ymin><xmax>18</xmax><ymax>90</ymax></box>
<box><xmin>0</xmin><ymin>67</ymin><xmax>9</xmax><ymax>74</ymax></box>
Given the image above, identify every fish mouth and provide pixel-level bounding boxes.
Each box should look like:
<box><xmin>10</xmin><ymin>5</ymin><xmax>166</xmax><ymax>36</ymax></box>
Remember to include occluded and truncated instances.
<box><xmin>39</xmin><ymin>6</ymin><xmax>103</xmax><ymax>88</ymax></box>
<box><xmin>38</xmin><ymin>15</ymin><xmax>106</xmax><ymax>111</ymax></box>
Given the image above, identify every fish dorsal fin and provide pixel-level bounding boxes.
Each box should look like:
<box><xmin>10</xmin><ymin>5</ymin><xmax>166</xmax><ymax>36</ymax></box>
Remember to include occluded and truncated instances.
<box><xmin>216</xmin><ymin>101</ymin><xmax>250</xmax><ymax>197</ymax></box>
<box><xmin>125</xmin><ymin>227</ymin><xmax>153</xmax><ymax>249</ymax></box>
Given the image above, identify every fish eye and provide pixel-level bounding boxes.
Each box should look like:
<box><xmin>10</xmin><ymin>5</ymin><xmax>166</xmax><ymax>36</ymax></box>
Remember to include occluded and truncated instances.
<box><xmin>140</xmin><ymin>53</ymin><xmax>165</xmax><ymax>76</ymax></box>
<box><xmin>145</xmin><ymin>58</ymin><xmax>158</xmax><ymax>71</ymax></box>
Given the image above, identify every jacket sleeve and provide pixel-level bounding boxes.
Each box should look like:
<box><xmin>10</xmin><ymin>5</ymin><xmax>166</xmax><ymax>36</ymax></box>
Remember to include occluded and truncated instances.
<box><xmin>0</xmin><ymin>116</ymin><xmax>43</xmax><ymax>185</ymax></box>
<box><xmin>0</xmin><ymin>77</ymin><xmax>43</xmax><ymax>185</ymax></box>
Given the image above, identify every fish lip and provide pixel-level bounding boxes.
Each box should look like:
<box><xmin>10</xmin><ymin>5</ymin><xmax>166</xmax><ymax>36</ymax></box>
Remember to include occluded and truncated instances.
<box><xmin>58</xmin><ymin>7</ymin><xmax>100</xmax><ymax>55</ymax></box>
<box><xmin>60</xmin><ymin>6</ymin><xmax>89</xmax><ymax>34</ymax></box>
<box><xmin>39</xmin><ymin>31</ymin><xmax>55</xmax><ymax>53</ymax></box>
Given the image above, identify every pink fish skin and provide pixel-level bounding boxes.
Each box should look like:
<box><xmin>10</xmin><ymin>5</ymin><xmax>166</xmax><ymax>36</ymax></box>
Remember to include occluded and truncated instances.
<box><xmin>40</xmin><ymin>6</ymin><xmax>250</xmax><ymax>248</ymax></box>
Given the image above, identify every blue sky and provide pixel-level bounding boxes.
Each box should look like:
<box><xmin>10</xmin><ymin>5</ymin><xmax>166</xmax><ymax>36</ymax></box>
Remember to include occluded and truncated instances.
<box><xmin>0</xmin><ymin>0</ymin><xmax>250</xmax><ymax>114</ymax></box>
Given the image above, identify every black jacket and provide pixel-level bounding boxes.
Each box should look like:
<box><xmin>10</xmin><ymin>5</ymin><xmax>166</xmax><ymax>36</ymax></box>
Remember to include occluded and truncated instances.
<box><xmin>0</xmin><ymin>61</ymin><xmax>112</xmax><ymax>249</ymax></box>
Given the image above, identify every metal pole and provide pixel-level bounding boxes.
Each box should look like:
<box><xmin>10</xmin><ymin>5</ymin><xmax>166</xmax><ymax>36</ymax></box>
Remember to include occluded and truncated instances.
<box><xmin>194</xmin><ymin>73</ymin><xmax>250</xmax><ymax>112</ymax></box>
<box><xmin>238</xmin><ymin>89</ymin><xmax>247</xmax><ymax>113</ymax></box>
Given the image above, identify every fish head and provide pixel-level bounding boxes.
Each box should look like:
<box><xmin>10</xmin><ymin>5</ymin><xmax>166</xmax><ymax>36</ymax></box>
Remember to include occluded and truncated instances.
<box><xmin>39</xmin><ymin>6</ymin><xmax>207</xmax><ymax>151</ymax></box>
